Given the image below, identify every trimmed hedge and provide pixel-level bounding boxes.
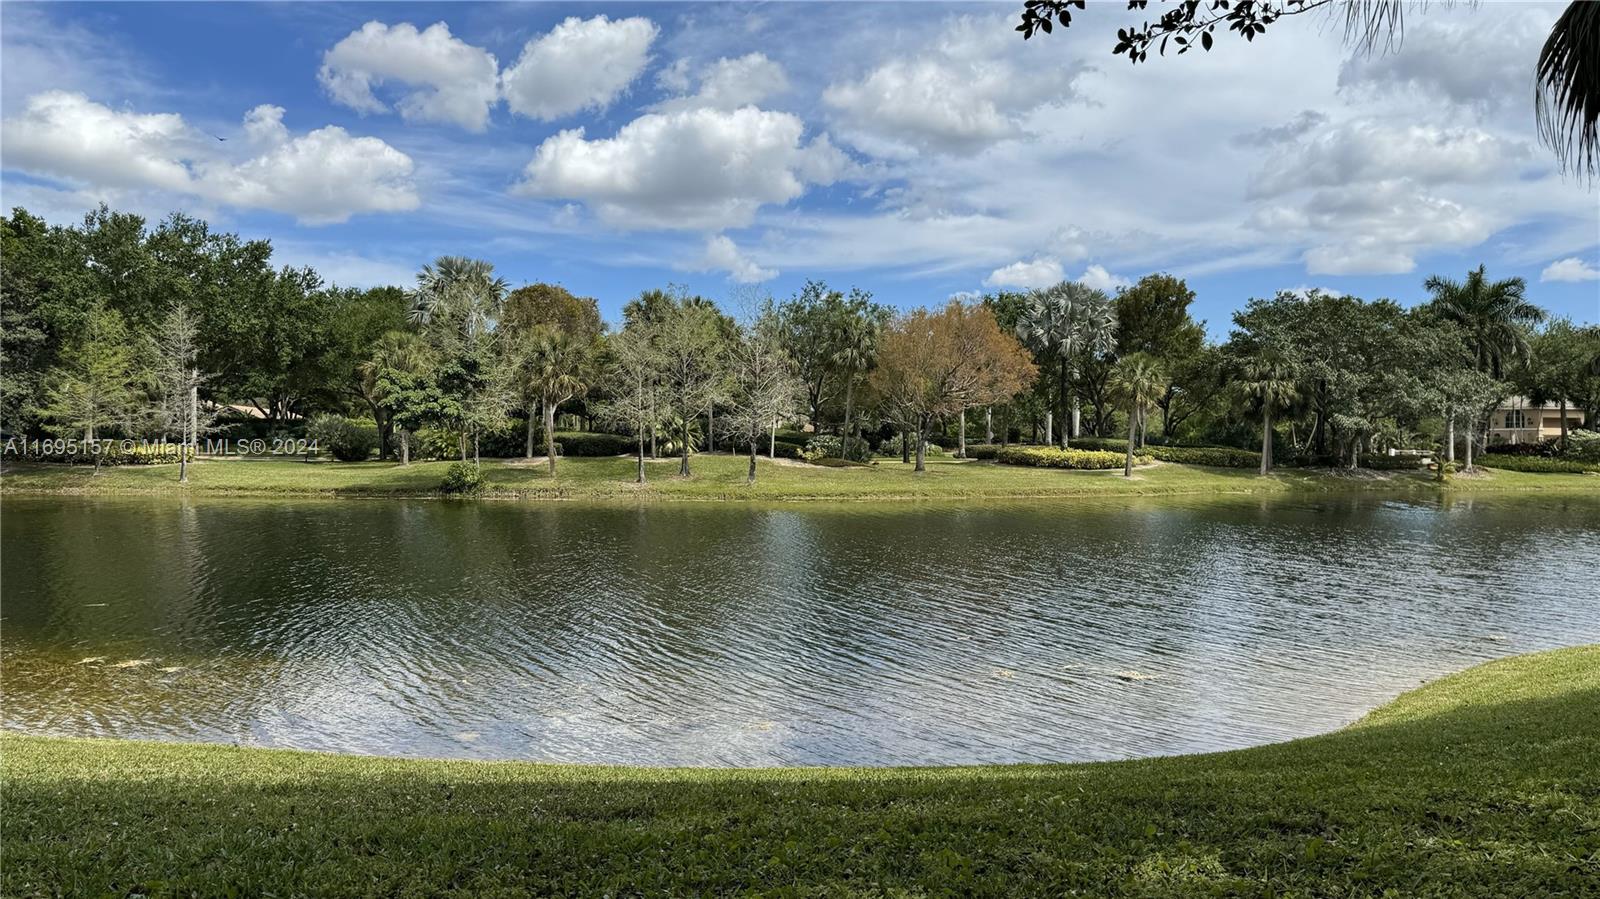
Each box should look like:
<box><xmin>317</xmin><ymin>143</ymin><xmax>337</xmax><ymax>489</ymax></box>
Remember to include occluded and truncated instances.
<box><xmin>552</xmin><ymin>432</ymin><xmax>631</xmax><ymax>457</ymax></box>
<box><xmin>996</xmin><ymin>446</ymin><xmax>1143</xmax><ymax>470</ymax></box>
<box><xmin>1476</xmin><ymin>456</ymin><xmax>1599</xmax><ymax>474</ymax></box>
<box><xmin>963</xmin><ymin>444</ymin><xmax>1001</xmax><ymax>460</ymax></box>
<box><xmin>1145</xmin><ymin>445</ymin><xmax>1260</xmax><ymax>468</ymax></box>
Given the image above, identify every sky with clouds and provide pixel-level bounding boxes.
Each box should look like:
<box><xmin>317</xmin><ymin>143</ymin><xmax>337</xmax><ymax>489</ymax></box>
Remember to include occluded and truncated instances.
<box><xmin>2</xmin><ymin>1</ymin><xmax>1596</xmax><ymax>334</ymax></box>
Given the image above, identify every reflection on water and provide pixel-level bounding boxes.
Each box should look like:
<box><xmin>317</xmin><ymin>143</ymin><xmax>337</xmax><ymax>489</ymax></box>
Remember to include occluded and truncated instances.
<box><xmin>3</xmin><ymin>493</ymin><xmax>1596</xmax><ymax>766</ymax></box>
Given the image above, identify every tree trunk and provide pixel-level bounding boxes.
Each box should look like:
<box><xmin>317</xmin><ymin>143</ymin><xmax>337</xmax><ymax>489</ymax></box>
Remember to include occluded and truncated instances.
<box><xmin>769</xmin><ymin>415</ymin><xmax>776</xmax><ymax>459</ymax></box>
<box><xmin>544</xmin><ymin>400</ymin><xmax>558</xmax><ymax>477</ymax></box>
<box><xmin>958</xmin><ymin>407</ymin><xmax>967</xmax><ymax>458</ymax></box>
<box><xmin>188</xmin><ymin>372</ymin><xmax>199</xmax><ymax>462</ymax></box>
<box><xmin>1260</xmin><ymin>407</ymin><xmax>1272</xmax><ymax>476</ymax></box>
<box><xmin>1464</xmin><ymin>419</ymin><xmax>1474</xmax><ymax>470</ymax></box>
<box><xmin>459</xmin><ymin>432</ymin><xmax>467</xmax><ymax>463</ymax></box>
<box><xmin>1069</xmin><ymin>395</ymin><xmax>1080</xmax><ymax>446</ymax></box>
<box><xmin>1560</xmin><ymin>398</ymin><xmax>1569</xmax><ymax>446</ymax></box>
<box><xmin>526</xmin><ymin>412</ymin><xmax>536</xmax><ymax>459</ymax></box>
<box><xmin>679</xmin><ymin>420</ymin><xmax>692</xmax><ymax>477</ymax></box>
<box><xmin>1445</xmin><ymin>412</ymin><xmax>1455</xmax><ymax>463</ymax></box>
<box><xmin>842</xmin><ymin>380</ymin><xmax>855</xmax><ymax>460</ymax></box>
<box><xmin>901</xmin><ymin>429</ymin><xmax>911</xmax><ymax>464</ymax></box>
<box><xmin>400</xmin><ymin>429</ymin><xmax>411</xmax><ymax>466</ymax></box>
<box><xmin>636</xmin><ymin>433</ymin><xmax>646</xmax><ymax>483</ymax></box>
<box><xmin>985</xmin><ymin>407</ymin><xmax>993</xmax><ymax>444</ymax></box>
<box><xmin>914</xmin><ymin>418</ymin><xmax>927</xmax><ymax>472</ymax></box>
<box><xmin>473</xmin><ymin>433</ymin><xmax>480</xmax><ymax>468</ymax></box>
<box><xmin>747</xmin><ymin>439</ymin><xmax>757</xmax><ymax>484</ymax></box>
<box><xmin>1124</xmin><ymin>403</ymin><xmax>1138</xmax><ymax>477</ymax></box>
<box><xmin>1044</xmin><ymin>411</ymin><xmax>1053</xmax><ymax>446</ymax></box>
<box><xmin>178</xmin><ymin>409</ymin><xmax>189</xmax><ymax>484</ymax></box>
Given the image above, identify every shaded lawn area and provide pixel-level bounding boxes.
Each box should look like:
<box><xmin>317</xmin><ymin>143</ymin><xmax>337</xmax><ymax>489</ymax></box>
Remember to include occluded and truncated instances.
<box><xmin>4</xmin><ymin>646</ymin><xmax>1597</xmax><ymax>897</ymax></box>
<box><xmin>4</xmin><ymin>453</ymin><xmax>1595</xmax><ymax>501</ymax></box>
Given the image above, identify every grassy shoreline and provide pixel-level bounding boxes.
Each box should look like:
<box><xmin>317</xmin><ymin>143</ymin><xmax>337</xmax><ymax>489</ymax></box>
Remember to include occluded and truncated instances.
<box><xmin>3</xmin><ymin>454</ymin><xmax>1596</xmax><ymax>502</ymax></box>
<box><xmin>4</xmin><ymin>645</ymin><xmax>1596</xmax><ymax>895</ymax></box>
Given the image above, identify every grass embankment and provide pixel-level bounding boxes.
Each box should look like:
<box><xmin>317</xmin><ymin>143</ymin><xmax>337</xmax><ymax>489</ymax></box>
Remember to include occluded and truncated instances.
<box><xmin>4</xmin><ymin>647</ymin><xmax>1598</xmax><ymax>896</ymax></box>
<box><xmin>3</xmin><ymin>454</ymin><xmax>1595</xmax><ymax>501</ymax></box>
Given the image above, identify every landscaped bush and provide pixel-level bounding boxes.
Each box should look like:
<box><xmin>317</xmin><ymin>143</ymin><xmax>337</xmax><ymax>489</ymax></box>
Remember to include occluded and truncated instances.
<box><xmin>307</xmin><ymin>415</ymin><xmax>379</xmax><ymax>462</ymax></box>
<box><xmin>1064</xmin><ymin>436</ymin><xmax>1128</xmax><ymax>452</ymax></box>
<box><xmin>552</xmin><ymin>431</ymin><xmax>631</xmax><ymax>457</ymax></box>
<box><xmin>996</xmin><ymin>446</ymin><xmax>1142</xmax><ymax>470</ymax></box>
<box><xmin>439</xmin><ymin>461</ymin><xmax>484</xmax><ymax>494</ymax></box>
<box><xmin>1475</xmin><ymin>455</ymin><xmax>1599</xmax><ymax>474</ymax></box>
<box><xmin>877</xmin><ymin>434</ymin><xmax>946</xmax><ymax>457</ymax></box>
<box><xmin>1357</xmin><ymin>454</ymin><xmax>1427</xmax><ymax>471</ymax></box>
<box><xmin>1145</xmin><ymin>445</ymin><xmax>1261</xmax><ymax>468</ymax></box>
<box><xmin>963</xmin><ymin>444</ymin><xmax>1001</xmax><ymax>459</ymax></box>
<box><xmin>801</xmin><ymin>434</ymin><xmax>873</xmax><ymax>463</ymax></box>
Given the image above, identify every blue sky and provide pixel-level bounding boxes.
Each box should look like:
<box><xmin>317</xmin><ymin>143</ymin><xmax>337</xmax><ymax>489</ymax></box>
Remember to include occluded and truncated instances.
<box><xmin>2</xmin><ymin>1</ymin><xmax>1596</xmax><ymax>335</ymax></box>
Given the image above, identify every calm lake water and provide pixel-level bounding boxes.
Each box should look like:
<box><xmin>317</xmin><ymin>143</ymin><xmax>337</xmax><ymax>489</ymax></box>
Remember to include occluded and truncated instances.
<box><xmin>3</xmin><ymin>493</ymin><xmax>1597</xmax><ymax>766</ymax></box>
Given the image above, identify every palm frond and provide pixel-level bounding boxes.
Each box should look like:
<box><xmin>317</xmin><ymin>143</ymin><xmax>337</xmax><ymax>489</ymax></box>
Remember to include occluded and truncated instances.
<box><xmin>1536</xmin><ymin>1</ymin><xmax>1600</xmax><ymax>179</ymax></box>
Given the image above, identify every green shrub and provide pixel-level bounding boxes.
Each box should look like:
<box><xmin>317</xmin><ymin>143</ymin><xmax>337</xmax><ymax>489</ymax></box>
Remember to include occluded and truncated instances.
<box><xmin>1066</xmin><ymin>436</ymin><xmax>1129</xmax><ymax>452</ymax></box>
<box><xmin>307</xmin><ymin>415</ymin><xmax>378</xmax><ymax>462</ymax></box>
<box><xmin>801</xmin><ymin>434</ymin><xmax>873</xmax><ymax>463</ymax></box>
<box><xmin>1476</xmin><ymin>455</ymin><xmax>1599</xmax><ymax>474</ymax></box>
<box><xmin>439</xmin><ymin>461</ymin><xmax>484</xmax><ymax>494</ymax></box>
<box><xmin>877</xmin><ymin>434</ymin><xmax>946</xmax><ymax>457</ymax></box>
<box><xmin>964</xmin><ymin>444</ymin><xmax>1001</xmax><ymax>460</ymax></box>
<box><xmin>1563</xmin><ymin>430</ymin><xmax>1600</xmax><ymax>463</ymax></box>
<box><xmin>996</xmin><ymin>446</ymin><xmax>1141</xmax><ymax>470</ymax></box>
<box><xmin>1357</xmin><ymin>454</ymin><xmax>1427</xmax><ymax>471</ymax></box>
<box><xmin>552</xmin><ymin>432</ymin><xmax>631</xmax><ymax>457</ymax></box>
<box><xmin>1435</xmin><ymin>461</ymin><xmax>1456</xmax><ymax>483</ymax></box>
<box><xmin>1145</xmin><ymin>445</ymin><xmax>1261</xmax><ymax>468</ymax></box>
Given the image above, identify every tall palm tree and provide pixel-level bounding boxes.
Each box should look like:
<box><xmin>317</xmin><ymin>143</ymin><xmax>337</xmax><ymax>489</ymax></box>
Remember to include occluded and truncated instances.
<box><xmin>519</xmin><ymin>328</ymin><xmax>590</xmax><ymax>477</ymax></box>
<box><xmin>831</xmin><ymin>309</ymin><xmax>881</xmax><ymax>460</ymax></box>
<box><xmin>408</xmin><ymin>256</ymin><xmax>509</xmax><ymax>344</ymax></box>
<box><xmin>1015</xmin><ymin>281</ymin><xmax>1117</xmax><ymax>448</ymax></box>
<box><xmin>1537</xmin><ymin>2</ymin><xmax>1600</xmax><ymax>178</ymax></box>
<box><xmin>1424</xmin><ymin>265</ymin><xmax>1544</xmax><ymax>379</ymax></box>
<box><xmin>1240</xmin><ymin>351</ymin><xmax>1299</xmax><ymax>476</ymax></box>
<box><xmin>1110</xmin><ymin>353</ymin><xmax>1165</xmax><ymax>478</ymax></box>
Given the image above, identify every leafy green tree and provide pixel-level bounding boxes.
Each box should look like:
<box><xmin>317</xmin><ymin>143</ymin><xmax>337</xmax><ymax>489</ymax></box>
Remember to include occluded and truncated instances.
<box><xmin>726</xmin><ymin>310</ymin><xmax>799</xmax><ymax>484</ymax></box>
<box><xmin>596</xmin><ymin>323</ymin><xmax>663</xmax><ymax>483</ymax></box>
<box><xmin>364</xmin><ymin>331</ymin><xmax>435</xmax><ymax>465</ymax></box>
<box><xmin>778</xmin><ymin>281</ymin><xmax>873</xmax><ymax>432</ymax></box>
<box><xmin>656</xmin><ymin>298</ymin><xmax>729</xmax><ymax>477</ymax></box>
<box><xmin>147</xmin><ymin>300</ymin><xmax>215</xmax><ymax>482</ymax></box>
<box><xmin>35</xmin><ymin>306</ymin><xmax>138</xmax><ymax>468</ymax></box>
<box><xmin>500</xmin><ymin>283</ymin><xmax>603</xmax><ymax>458</ymax></box>
<box><xmin>514</xmin><ymin>328</ymin><xmax>593</xmax><ymax>477</ymax></box>
<box><xmin>1110</xmin><ymin>353</ymin><xmax>1165</xmax><ymax>476</ymax></box>
<box><xmin>831</xmin><ymin>297</ymin><xmax>889</xmax><ymax>460</ymax></box>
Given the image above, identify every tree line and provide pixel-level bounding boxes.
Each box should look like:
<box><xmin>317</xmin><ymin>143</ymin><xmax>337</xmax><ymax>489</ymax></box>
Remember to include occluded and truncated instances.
<box><xmin>5</xmin><ymin>205</ymin><xmax>1597</xmax><ymax>482</ymax></box>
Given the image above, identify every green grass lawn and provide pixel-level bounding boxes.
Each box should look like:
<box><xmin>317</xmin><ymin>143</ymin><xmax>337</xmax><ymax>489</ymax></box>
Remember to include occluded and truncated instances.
<box><xmin>3</xmin><ymin>646</ymin><xmax>1595</xmax><ymax>896</ymax></box>
<box><xmin>4</xmin><ymin>453</ymin><xmax>1595</xmax><ymax>501</ymax></box>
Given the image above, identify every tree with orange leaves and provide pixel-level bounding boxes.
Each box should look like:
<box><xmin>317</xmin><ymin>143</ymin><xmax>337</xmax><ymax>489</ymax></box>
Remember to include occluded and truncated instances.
<box><xmin>870</xmin><ymin>301</ymin><xmax>1037</xmax><ymax>472</ymax></box>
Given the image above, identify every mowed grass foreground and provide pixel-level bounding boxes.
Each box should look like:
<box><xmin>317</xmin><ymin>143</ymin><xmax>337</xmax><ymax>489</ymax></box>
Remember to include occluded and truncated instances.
<box><xmin>4</xmin><ymin>646</ymin><xmax>1597</xmax><ymax>897</ymax></box>
<box><xmin>4</xmin><ymin>454</ymin><xmax>1596</xmax><ymax>501</ymax></box>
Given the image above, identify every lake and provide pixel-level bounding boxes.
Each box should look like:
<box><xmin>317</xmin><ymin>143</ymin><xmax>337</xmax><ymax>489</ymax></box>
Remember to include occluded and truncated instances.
<box><xmin>3</xmin><ymin>493</ymin><xmax>1596</xmax><ymax>766</ymax></box>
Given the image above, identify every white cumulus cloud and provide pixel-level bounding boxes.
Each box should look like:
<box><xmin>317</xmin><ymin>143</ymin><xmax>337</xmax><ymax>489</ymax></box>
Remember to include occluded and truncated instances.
<box><xmin>654</xmin><ymin>53</ymin><xmax>789</xmax><ymax>113</ymax></box>
<box><xmin>1078</xmin><ymin>264</ymin><xmax>1130</xmax><ymax>292</ymax></box>
<box><xmin>319</xmin><ymin>21</ymin><xmax>500</xmax><ymax>131</ymax></box>
<box><xmin>702</xmin><ymin>234</ymin><xmax>776</xmax><ymax>283</ymax></box>
<box><xmin>1</xmin><ymin>92</ymin><xmax>418</xmax><ymax>224</ymax></box>
<box><xmin>514</xmin><ymin>106</ymin><xmax>849</xmax><ymax>230</ymax></box>
<box><xmin>1541</xmin><ymin>257</ymin><xmax>1600</xmax><ymax>283</ymax></box>
<box><xmin>983</xmin><ymin>257</ymin><xmax>1063</xmax><ymax>289</ymax></box>
<box><xmin>501</xmin><ymin>15</ymin><xmax>657</xmax><ymax>121</ymax></box>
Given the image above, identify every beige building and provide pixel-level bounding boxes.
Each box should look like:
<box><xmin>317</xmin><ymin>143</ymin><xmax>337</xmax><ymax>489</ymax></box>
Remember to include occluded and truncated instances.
<box><xmin>1487</xmin><ymin>396</ymin><xmax>1586</xmax><ymax>444</ymax></box>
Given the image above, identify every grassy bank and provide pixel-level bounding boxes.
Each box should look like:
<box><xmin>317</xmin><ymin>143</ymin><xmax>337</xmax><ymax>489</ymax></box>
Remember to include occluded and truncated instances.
<box><xmin>4</xmin><ymin>646</ymin><xmax>1597</xmax><ymax>896</ymax></box>
<box><xmin>3</xmin><ymin>454</ymin><xmax>1595</xmax><ymax>501</ymax></box>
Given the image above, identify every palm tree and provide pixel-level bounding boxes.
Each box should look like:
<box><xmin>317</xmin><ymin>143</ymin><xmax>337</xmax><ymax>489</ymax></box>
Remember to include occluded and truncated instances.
<box><xmin>831</xmin><ymin>309</ymin><xmax>881</xmax><ymax>460</ymax></box>
<box><xmin>1537</xmin><ymin>2</ymin><xmax>1600</xmax><ymax>178</ymax></box>
<box><xmin>1240</xmin><ymin>351</ymin><xmax>1299</xmax><ymax>476</ymax></box>
<box><xmin>1424</xmin><ymin>265</ymin><xmax>1544</xmax><ymax>379</ymax></box>
<box><xmin>1110</xmin><ymin>353</ymin><xmax>1165</xmax><ymax>478</ymax></box>
<box><xmin>1015</xmin><ymin>281</ymin><xmax>1117</xmax><ymax>448</ymax></box>
<box><xmin>518</xmin><ymin>328</ymin><xmax>590</xmax><ymax>477</ymax></box>
<box><xmin>408</xmin><ymin>256</ymin><xmax>509</xmax><ymax>344</ymax></box>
